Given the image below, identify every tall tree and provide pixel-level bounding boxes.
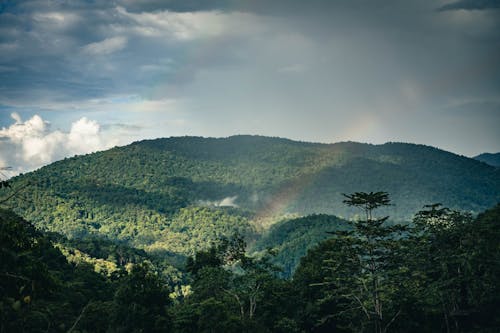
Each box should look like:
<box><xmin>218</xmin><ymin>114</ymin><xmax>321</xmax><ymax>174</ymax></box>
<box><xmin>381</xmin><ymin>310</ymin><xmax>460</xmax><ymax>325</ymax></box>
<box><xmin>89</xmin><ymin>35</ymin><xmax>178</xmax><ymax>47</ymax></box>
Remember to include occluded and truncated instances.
<box><xmin>112</xmin><ymin>262</ymin><xmax>172</xmax><ymax>332</ymax></box>
<box><xmin>317</xmin><ymin>192</ymin><xmax>407</xmax><ymax>333</ymax></box>
<box><xmin>407</xmin><ymin>203</ymin><xmax>500</xmax><ymax>332</ymax></box>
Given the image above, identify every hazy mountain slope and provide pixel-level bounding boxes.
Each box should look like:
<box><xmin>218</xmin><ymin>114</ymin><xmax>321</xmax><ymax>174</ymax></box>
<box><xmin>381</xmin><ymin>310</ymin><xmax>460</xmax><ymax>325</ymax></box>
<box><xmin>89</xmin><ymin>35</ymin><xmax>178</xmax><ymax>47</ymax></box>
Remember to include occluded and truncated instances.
<box><xmin>474</xmin><ymin>152</ymin><xmax>500</xmax><ymax>167</ymax></box>
<box><xmin>4</xmin><ymin>135</ymin><xmax>499</xmax><ymax>260</ymax></box>
<box><xmin>251</xmin><ymin>214</ymin><xmax>351</xmax><ymax>277</ymax></box>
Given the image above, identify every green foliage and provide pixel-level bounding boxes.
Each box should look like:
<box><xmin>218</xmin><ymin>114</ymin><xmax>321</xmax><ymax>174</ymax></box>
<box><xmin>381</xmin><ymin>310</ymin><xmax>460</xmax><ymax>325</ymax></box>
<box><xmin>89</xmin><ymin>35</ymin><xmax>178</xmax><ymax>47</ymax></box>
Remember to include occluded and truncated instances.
<box><xmin>293</xmin><ymin>238</ymin><xmax>349</xmax><ymax>332</ymax></box>
<box><xmin>312</xmin><ymin>192</ymin><xmax>407</xmax><ymax>333</ymax></box>
<box><xmin>252</xmin><ymin>214</ymin><xmax>351</xmax><ymax>277</ymax></box>
<box><xmin>1</xmin><ymin>135</ymin><xmax>499</xmax><ymax>332</ymax></box>
<box><xmin>342</xmin><ymin>191</ymin><xmax>391</xmax><ymax>214</ymax></box>
<box><xmin>0</xmin><ymin>209</ymin><xmax>112</xmax><ymax>332</ymax></box>
<box><xmin>0</xmin><ymin>209</ymin><xmax>178</xmax><ymax>332</ymax></box>
<box><xmin>112</xmin><ymin>262</ymin><xmax>172</xmax><ymax>332</ymax></box>
<box><xmin>176</xmin><ymin>235</ymin><xmax>300</xmax><ymax>332</ymax></box>
<box><xmin>401</xmin><ymin>203</ymin><xmax>500</xmax><ymax>331</ymax></box>
<box><xmin>2</xmin><ymin>200</ymin><xmax>499</xmax><ymax>332</ymax></box>
<box><xmin>146</xmin><ymin>206</ymin><xmax>256</xmax><ymax>258</ymax></box>
<box><xmin>3</xmin><ymin>136</ymin><xmax>498</xmax><ymax>258</ymax></box>
<box><xmin>293</xmin><ymin>201</ymin><xmax>500</xmax><ymax>332</ymax></box>
<box><xmin>2</xmin><ymin>136</ymin><xmax>498</xmax><ymax>289</ymax></box>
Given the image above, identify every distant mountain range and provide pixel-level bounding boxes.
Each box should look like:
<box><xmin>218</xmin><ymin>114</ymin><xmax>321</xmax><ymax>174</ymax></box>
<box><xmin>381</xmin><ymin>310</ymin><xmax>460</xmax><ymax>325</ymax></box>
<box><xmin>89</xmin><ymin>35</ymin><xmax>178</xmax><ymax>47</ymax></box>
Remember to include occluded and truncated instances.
<box><xmin>3</xmin><ymin>135</ymin><xmax>499</xmax><ymax>268</ymax></box>
<box><xmin>474</xmin><ymin>152</ymin><xmax>500</xmax><ymax>167</ymax></box>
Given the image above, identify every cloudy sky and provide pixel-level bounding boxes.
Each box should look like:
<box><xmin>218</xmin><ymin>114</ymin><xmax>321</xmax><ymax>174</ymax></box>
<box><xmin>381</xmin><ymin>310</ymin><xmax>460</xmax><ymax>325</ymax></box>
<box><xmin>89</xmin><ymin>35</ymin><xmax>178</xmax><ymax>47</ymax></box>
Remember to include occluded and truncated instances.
<box><xmin>0</xmin><ymin>0</ymin><xmax>499</xmax><ymax>175</ymax></box>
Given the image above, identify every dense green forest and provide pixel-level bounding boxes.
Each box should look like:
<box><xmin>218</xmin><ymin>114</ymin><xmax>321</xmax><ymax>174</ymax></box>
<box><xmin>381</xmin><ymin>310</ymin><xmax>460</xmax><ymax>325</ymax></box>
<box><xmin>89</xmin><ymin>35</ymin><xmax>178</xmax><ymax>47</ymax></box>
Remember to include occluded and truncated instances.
<box><xmin>2</xmin><ymin>136</ymin><xmax>499</xmax><ymax>271</ymax></box>
<box><xmin>1</xmin><ymin>136</ymin><xmax>499</xmax><ymax>331</ymax></box>
<box><xmin>2</xmin><ymin>193</ymin><xmax>499</xmax><ymax>332</ymax></box>
<box><xmin>252</xmin><ymin>214</ymin><xmax>351</xmax><ymax>278</ymax></box>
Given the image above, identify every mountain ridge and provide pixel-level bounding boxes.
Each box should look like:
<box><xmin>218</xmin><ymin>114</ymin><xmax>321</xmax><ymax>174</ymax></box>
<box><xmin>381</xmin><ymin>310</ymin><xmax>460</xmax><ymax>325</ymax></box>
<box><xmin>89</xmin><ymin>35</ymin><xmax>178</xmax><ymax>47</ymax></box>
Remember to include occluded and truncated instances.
<box><xmin>3</xmin><ymin>135</ymin><xmax>499</xmax><ymax>263</ymax></box>
<box><xmin>474</xmin><ymin>152</ymin><xmax>500</xmax><ymax>167</ymax></box>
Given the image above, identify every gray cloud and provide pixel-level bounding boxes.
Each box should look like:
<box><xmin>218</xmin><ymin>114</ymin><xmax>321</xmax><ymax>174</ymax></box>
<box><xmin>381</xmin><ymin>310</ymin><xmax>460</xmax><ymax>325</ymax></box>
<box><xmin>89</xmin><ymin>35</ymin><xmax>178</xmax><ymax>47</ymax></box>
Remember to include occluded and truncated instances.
<box><xmin>438</xmin><ymin>0</ymin><xmax>500</xmax><ymax>11</ymax></box>
<box><xmin>116</xmin><ymin>0</ymin><xmax>231</xmax><ymax>13</ymax></box>
<box><xmin>101</xmin><ymin>123</ymin><xmax>144</xmax><ymax>131</ymax></box>
<box><xmin>0</xmin><ymin>1</ymin><xmax>268</xmax><ymax>105</ymax></box>
<box><xmin>0</xmin><ymin>0</ymin><xmax>499</xmax><ymax>161</ymax></box>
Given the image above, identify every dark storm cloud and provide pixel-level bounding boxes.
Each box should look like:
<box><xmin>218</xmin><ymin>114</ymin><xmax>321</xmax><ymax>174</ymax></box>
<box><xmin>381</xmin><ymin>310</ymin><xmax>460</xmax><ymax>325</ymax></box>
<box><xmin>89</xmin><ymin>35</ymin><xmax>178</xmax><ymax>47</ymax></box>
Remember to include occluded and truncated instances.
<box><xmin>0</xmin><ymin>0</ymin><xmax>272</xmax><ymax>106</ymax></box>
<box><xmin>116</xmin><ymin>0</ymin><xmax>231</xmax><ymax>13</ymax></box>
<box><xmin>0</xmin><ymin>0</ymin><xmax>192</xmax><ymax>105</ymax></box>
<box><xmin>0</xmin><ymin>0</ymin><xmax>499</xmax><ymax>161</ymax></box>
<box><xmin>0</xmin><ymin>1</ymin><xmax>108</xmax><ymax>102</ymax></box>
<box><xmin>438</xmin><ymin>0</ymin><xmax>500</xmax><ymax>11</ymax></box>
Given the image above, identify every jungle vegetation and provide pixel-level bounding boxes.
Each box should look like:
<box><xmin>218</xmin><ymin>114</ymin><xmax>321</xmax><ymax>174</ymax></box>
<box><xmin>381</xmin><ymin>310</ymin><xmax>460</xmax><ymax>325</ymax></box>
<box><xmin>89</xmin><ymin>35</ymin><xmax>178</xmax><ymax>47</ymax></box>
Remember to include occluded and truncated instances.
<box><xmin>1</xmin><ymin>136</ymin><xmax>499</xmax><ymax>331</ymax></box>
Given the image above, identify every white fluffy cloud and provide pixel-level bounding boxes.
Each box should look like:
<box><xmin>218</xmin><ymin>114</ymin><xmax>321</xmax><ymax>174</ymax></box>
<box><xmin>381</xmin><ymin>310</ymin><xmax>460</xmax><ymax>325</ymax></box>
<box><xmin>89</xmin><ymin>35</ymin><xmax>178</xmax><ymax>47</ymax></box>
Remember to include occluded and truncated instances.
<box><xmin>0</xmin><ymin>113</ymin><xmax>116</xmax><ymax>176</ymax></box>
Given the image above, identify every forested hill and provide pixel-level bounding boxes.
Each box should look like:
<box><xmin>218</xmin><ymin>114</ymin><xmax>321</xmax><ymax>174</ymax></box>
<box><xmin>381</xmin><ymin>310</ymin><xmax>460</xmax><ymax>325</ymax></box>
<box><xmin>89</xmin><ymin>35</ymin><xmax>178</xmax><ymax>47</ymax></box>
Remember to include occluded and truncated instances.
<box><xmin>2</xmin><ymin>196</ymin><xmax>499</xmax><ymax>332</ymax></box>
<box><xmin>2</xmin><ymin>135</ymin><xmax>500</xmax><ymax>319</ymax></box>
<box><xmin>474</xmin><ymin>152</ymin><xmax>500</xmax><ymax>167</ymax></box>
<box><xmin>10</xmin><ymin>135</ymin><xmax>499</xmax><ymax>218</ymax></box>
<box><xmin>5</xmin><ymin>136</ymin><xmax>499</xmax><ymax>227</ymax></box>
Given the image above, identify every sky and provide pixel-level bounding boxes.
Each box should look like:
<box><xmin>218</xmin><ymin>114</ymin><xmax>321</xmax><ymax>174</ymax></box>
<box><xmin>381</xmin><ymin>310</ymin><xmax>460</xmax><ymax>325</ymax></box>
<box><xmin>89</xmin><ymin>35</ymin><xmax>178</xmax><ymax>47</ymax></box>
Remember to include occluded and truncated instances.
<box><xmin>0</xmin><ymin>0</ymin><xmax>499</xmax><ymax>176</ymax></box>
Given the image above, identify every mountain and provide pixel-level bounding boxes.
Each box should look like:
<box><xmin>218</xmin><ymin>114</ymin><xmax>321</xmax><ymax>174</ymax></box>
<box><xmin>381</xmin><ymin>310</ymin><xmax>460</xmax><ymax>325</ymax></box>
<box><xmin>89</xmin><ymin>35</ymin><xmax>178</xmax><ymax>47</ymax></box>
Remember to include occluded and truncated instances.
<box><xmin>474</xmin><ymin>152</ymin><xmax>500</xmax><ymax>167</ymax></box>
<box><xmin>3</xmin><ymin>135</ymin><xmax>499</xmax><ymax>264</ymax></box>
